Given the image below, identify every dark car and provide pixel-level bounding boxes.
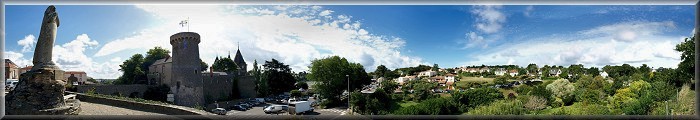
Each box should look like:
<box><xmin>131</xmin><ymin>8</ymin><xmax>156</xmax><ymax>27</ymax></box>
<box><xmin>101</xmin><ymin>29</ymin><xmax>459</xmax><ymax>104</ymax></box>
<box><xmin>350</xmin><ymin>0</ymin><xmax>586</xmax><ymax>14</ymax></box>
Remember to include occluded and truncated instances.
<box><xmin>230</xmin><ymin>105</ymin><xmax>246</xmax><ymax>111</ymax></box>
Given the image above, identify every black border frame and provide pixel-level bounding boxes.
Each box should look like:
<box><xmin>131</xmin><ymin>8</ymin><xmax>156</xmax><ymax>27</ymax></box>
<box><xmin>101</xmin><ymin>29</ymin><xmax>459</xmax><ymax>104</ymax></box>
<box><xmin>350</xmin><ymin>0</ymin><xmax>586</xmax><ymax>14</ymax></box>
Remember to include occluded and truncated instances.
<box><xmin>2</xmin><ymin>0</ymin><xmax>699</xmax><ymax>119</ymax></box>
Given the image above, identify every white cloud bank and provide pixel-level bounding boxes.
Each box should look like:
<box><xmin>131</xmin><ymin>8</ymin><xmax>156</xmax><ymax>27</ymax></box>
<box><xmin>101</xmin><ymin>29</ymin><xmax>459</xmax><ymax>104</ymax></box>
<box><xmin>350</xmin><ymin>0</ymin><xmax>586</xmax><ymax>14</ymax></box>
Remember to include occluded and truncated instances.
<box><xmin>462</xmin><ymin>5</ymin><xmax>506</xmax><ymax>49</ymax></box>
<box><xmin>94</xmin><ymin>5</ymin><xmax>425</xmax><ymax>74</ymax></box>
<box><xmin>17</xmin><ymin>34</ymin><xmax>37</xmax><ymax>53</ymax></box>
<box><xmin>7</xmin><ymin>34</ymin><xmax>123</xmax><ymax>79</ymax></box>
<box><xmin>460</xmin><ymin>21</ymin><xmax>685</xmax><ymax>69</ymax></box>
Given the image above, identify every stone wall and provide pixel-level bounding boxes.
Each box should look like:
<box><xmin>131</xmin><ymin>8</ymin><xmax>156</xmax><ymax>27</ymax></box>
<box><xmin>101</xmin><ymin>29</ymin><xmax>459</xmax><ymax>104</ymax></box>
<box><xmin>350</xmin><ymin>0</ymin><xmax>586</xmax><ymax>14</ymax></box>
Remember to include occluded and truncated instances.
<box><xmin>237</xmin><ymin>76</ymin><xmax>257</xmax><ymax>99</ymax></box>
<box><xmin>76</xmin><ymin>84</ymin><xmax>148</xmax><ymax>98</ymax></box>
<box><xmin>202</xmin><ymin>73</ymin><xmax>234</xmax><ymax>104</ymax></box>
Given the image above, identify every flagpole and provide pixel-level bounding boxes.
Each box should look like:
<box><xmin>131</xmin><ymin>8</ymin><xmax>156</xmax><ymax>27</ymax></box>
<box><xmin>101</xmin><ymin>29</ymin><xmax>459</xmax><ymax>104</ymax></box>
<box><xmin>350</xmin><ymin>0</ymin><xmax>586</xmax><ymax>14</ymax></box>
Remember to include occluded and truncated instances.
<box><xmin>187</xmin><ymin>17</ymin><xmax>190</xmax><ymax>32</ymax></box>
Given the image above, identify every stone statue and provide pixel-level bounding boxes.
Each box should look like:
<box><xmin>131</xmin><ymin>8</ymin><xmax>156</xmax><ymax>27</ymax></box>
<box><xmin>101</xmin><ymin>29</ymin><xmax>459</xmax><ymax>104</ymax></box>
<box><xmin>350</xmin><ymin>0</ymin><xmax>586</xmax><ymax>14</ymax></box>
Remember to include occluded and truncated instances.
<box><xmin>32</xmin><ymin>5</ymin><xmax>60</xmax><ymax>71</ymax></box>
<box><xmin>5</xmin><ymin>5</ymin><xmax>80</xmax><ymax>115</ymax></box>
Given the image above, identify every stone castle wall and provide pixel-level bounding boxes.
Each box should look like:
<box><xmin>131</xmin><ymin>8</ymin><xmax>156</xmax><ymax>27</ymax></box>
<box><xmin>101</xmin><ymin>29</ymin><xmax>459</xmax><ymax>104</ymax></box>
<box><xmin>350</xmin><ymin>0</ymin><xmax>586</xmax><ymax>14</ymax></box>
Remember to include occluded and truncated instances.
<box><xmin>202</xmin><ymin>73</ymin><xmax>234</xmax><ymax>104</ymax></box>
<box><xmin>237</xmin><ymin>76</ymin><xmax>256</xmax><ymax>99</ymax></box>
<box><xmin>76</xmin><ymin>84</ymin><xmax>148</xmax><ymax>98</ymax></box>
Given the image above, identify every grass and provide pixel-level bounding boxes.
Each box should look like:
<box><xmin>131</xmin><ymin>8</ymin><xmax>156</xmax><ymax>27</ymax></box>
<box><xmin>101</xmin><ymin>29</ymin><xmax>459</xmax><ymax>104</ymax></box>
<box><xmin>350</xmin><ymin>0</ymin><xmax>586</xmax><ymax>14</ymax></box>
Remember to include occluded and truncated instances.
<box><xmin>459</xmin><ymin>77</ymin><xmax>494</xmax><ymax>83</ymax></box>
<box><xmin>398</xmin><ymin>101</ymin><xmax>419</xmax><ymax>108</ymax></box>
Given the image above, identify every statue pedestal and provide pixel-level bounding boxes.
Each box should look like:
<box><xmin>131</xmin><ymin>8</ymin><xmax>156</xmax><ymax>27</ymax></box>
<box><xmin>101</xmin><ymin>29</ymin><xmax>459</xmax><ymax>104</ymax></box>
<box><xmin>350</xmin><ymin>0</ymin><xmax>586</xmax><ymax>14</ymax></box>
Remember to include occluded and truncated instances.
<box><xmin>5</xmin><ymin>68</ymin><xmax>80</xmax><ymax>115</ymax></box>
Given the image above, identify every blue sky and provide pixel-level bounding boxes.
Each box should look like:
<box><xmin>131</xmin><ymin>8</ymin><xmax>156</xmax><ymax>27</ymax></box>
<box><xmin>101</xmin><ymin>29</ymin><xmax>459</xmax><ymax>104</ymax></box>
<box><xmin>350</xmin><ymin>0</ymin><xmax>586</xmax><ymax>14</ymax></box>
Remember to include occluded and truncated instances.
<box><xmin>4</xmin><ymin>5</ymin><xmax>695</xmax><ymax>79</ymax></box>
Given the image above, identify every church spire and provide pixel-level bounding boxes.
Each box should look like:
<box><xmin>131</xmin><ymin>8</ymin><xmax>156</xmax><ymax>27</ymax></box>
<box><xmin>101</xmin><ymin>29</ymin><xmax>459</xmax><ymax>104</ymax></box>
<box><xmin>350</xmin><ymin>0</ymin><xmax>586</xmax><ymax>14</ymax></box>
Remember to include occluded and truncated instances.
<box><xmin>228</xmin><ymin>51</ymin><xmax>231</xmax><ymax>59</ymax></box>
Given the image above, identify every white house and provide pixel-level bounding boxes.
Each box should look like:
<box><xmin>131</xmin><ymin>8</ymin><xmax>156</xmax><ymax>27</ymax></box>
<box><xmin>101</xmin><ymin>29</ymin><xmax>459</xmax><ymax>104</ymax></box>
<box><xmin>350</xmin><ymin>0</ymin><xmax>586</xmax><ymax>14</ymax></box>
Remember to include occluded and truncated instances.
<box><xmin>495</xmin><ymin>68</ymin><xmax>507</xmax><ymax>76</ymax></box>
<box><xmin>64</xmin><ymin>71</ymin><xmax>88</xmax><ymax>85</ymax></box>
<box><xmin>418</xmin><ymin>70</ymin><xmax>437</xmax><ymax>77</ymax></box>
<box><xmin>397</xmin><ymin>75</ymin><xmax>418</xmax><ymax>85</ymax></box>
<box><xmin>600</xmin><ymin>71</ymin><xmax>609</xmax><ymax>78</ymax></box>
<box><xmin>508</xmin><ymin>69</ymin><xmax>519</xmax><ymax>76</ymax></box>
<box><xmin>549</xmin><ymin>69</ymin><xmax>562</xmax><ymax>76</ymax></box>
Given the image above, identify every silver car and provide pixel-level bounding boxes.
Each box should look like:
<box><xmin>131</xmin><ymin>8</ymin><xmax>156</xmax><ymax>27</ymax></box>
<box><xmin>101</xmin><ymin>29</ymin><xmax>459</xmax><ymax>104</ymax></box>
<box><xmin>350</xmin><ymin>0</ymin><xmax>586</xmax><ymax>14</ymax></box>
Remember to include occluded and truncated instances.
<box><xmin>263</xmin><ymin>105</ymin><xmax>288</xmax><ymax>114</ymax></box>
<box><xmin>211</xmin><ymin>108</ymin><xmax>227</xmax><ymax>115</ymax></box>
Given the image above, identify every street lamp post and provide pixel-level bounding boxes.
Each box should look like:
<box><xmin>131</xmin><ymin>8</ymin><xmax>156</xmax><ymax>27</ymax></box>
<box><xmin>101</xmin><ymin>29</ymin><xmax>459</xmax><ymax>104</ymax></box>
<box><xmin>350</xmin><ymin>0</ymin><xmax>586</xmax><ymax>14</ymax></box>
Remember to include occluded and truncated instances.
<box><xmin>346</xmin><ymin>74</ymin><xmax>350</xmax><ymax>115</ymax></box>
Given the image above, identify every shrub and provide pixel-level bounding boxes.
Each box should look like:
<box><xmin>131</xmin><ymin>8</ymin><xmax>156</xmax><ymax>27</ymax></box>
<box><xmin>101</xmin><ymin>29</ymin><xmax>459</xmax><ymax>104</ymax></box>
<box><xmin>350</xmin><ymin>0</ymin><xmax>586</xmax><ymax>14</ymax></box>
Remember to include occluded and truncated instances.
<box><xmin>524</xmin><ymin>96</ymin><xmax>547</xmax><ymax>110</ymax></box>
<box><xmin>452</xmin><ymin>87</ymin><xmax>503</xmax><ymax>108</ymax></box>
<box><xmin>559</xmin><ymin>102</ymin><xmax>610</xmax><ymax>115</ymax></box>
<box><xmin>466</xmin><ymin>99</ymin><xmax>525</xmax><ymax>115</ymax></box>
<box><xmin>546</xmin><ymin>79</ymin><xmax>575</xmax><ymax>105</ymax></box>
<box><xmin>394</xmin><ymin>97</ymin><xmax>461</xmax><ymax>115</ymax></box>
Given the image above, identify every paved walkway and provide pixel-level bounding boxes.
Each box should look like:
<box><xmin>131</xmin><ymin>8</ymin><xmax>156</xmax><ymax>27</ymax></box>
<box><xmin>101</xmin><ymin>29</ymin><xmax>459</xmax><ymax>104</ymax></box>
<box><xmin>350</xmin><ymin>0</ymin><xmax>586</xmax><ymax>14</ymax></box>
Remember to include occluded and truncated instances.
<box><xmin>79</xmin><ymin>101</ymin><xmax>165</xmax><ymax>115</ymax></box>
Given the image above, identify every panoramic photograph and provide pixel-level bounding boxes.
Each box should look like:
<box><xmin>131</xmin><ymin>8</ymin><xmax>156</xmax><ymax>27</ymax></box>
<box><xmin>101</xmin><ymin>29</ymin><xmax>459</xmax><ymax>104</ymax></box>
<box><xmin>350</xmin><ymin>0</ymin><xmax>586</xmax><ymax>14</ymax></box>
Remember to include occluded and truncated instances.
<box><xmin>2</xmin><ymin>3</ymin><xmax>697</xmax><ymax>119</ymax></box>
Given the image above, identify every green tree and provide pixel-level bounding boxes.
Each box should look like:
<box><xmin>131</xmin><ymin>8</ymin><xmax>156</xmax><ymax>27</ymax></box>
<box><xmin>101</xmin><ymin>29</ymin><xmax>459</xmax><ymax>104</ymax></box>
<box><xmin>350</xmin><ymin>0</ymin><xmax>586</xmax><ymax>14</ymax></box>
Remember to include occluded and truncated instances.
<box><xmin>587</xmin><ymin>67</ymin><xmax>600</xmax><ymax>77</ymax></box>
<box><xmin>262</xmin><ymin>59</ymin><xmax>296</xmax><ymax>95</ymax></box>
<box><xmin>200</xmin><ymin>61</ymin><xmax>208</xmax><ymax>71</ymax></box>
<box><xmin>142</xmin><ymin>46</ymin><xmax>171</xmax><ymax>73</ymax></box>
<box><xmin>432</xmin><ymin>64</ymin><xmax>439</xmax><ymax>71</ymax></box>
<box><xmin>375</xmin><ymin>65</ymin><xmax>390</xmax><ymax>78</ymax></box>
<box><xmin>212</xmin><ymin>57</ymin><xmax>238</xmax><ymax>73</ymax></box>
<box><xmin>526</xmin><ymin>64</ymin><xmax>539</xmax><ymax>76</ymax></box>
<box><xmin>307</xmin><ymin>56</ymin><xmax>371</xmax><ymax>107</ymax></box>
<box><xmin>674</xmin><ymin>35</ymin><xmax>694</xmax><ymax>86</ymax></box>
<box><xmin>494</xmin><ymin>76</ymin><xmax>508</xmax><ymax>85</ymax></box>
<box><xmin>452</xmin><ymin>87</ymin><xmax>504</xmax><ymax>108</ymax></box>
<box><xmin>546</xmin><ymin>79</ymin><xmax>576</xmax><ymax>106</ymax></box>
<box><xmin>466</xmin><ymin>99</ymin><xmax>525</xmax><ymax>115</ymax></box>
<box><xmin>116</xmin><ymin>54</ymin><xmax>146</xmax><ymax>84</ymax></box>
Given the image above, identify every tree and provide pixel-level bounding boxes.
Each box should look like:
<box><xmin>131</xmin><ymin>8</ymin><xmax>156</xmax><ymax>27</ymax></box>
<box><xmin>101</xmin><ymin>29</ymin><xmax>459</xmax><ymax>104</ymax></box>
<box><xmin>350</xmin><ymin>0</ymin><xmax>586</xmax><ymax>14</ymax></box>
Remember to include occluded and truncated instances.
<box><xmin>307</xmin><ymin>56</ymin><xmax>371</xmax><ymax>107</ymax></box>
<box><xmin>466</xmin><ymin>99</ymin><xmax>525</xmax><ymax>115</ymax></box>
<box><xmin>494</xmin><ymin>76</ymin><xmax>508</xmax><ymax>85</ymax></box>
<box><xmin>432</xmin><ymin>64</ymin><xmax>439</xmax><ymax>71</ymax></box>
<box><xmin>116</xmin><ymin>54</ymin><xmax>146</xmax><ymax>84</ymax></box>
<box><xmin>295</xmin><ymin>81</ymin><xmax>309</xmax><ymax>90</ymax></box>
<box><xmin>587</xmin><ymin>67</ymin><xmax>599</xmax><ymax>77</ymax></box>
<box><xmin>674</xmin><ymin>35</ymin><xmax>694</xmax><ymax>86</ymax></box>
<box><xmin>526</xmin><ymin>64</ymin><xmax>538</xmax><ymax>76</ymax></box>
<box><xmin>200</xmin><ymin>61</ymin><xmax>208</xmax><ymax>71</ymax></box>
<box><xmin>375</xmin><ymin>65</ymin><xmax>390</xmax><ymax>78</ymax></box>
<box><xmin>451</xmin><ymin>87</ymin><xmax>504</xmax><ymax>108</ymax></box>
<box><xmin>546</xmin><ymin>79</ymin><xmax>576</xmax><ymax>105</ymax></box>
<box><xmin>262</xmin><ymin>59</ymin><xmax>296</xmax><ymax>95</ymax></box>
<box><xmin>142</xmin><ymin>46</ymin><xmax>171</xmax><ymax>73</ymax></box>
<box><xmin>568</xmin><ymin>64</ymin><xmax>585</xmax><ymax>82</ymax></box>
<box><xmin>212</xmin><ymin>57</ymin><xmax>238</xmax><ymax>74</ymax></box>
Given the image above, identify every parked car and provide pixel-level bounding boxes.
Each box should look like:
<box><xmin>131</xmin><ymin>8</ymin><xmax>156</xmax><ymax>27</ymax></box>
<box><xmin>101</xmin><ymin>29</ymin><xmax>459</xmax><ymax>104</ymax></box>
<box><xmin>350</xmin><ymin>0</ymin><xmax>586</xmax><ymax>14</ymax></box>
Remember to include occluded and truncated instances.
<box><xmin>211</xmin><ymin>108</ymin><xmax>227</xmax><ymax>115</ymax></box>
<box><xmin>264</xmin><ymin>105</ymin><xmax>288</xmax><ymax>114</ymax></box>
<box><xmin>239</xmin><ymin>103</ymin><xmax>251</xmax><ymax>110</ymax></box>
<box><xmin>5</xmin><ymin>79</ymin><xmax>19</xmax><ymax>91</ymax></box>
<box><xmin>230</xmin><ymin>105</ymin><xmax>246</xmax><ymax>111</ymax></box>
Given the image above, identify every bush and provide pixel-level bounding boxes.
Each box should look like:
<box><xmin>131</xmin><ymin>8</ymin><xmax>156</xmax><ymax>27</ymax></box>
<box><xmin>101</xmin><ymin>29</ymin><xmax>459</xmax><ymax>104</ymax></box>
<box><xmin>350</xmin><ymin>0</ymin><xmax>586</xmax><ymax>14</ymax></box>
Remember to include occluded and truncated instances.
<box><xmin>143</xmin><ymin>84</ymin><xmax>170</xmax><ymax>102</ymax></box>
<box><xmin>394</xmin><ymin>97</ymin><xmax>461</xmax><ymax>115</ymax></box>
<box><xmin>466</xmin><ymin>99</ymin><xmax>525</xmax><ymax>115</ymax></box>
<box><xmin>558</xmin><ymin>102</ymin><xmax>610</xmax><ymax>115</ymax></box>
<box><xmin>524</xmin><ymin>96</ymin><xmax>547</xmax><ymax>110</ymax></box>
<box><xmin>452</xmin><ymin>87</ymin><xmax>503</xmax><ymax>108</ymax></box>
<box><xmin>546</xmin><ymin>79</ymin><xmax>575</xmax><ymax>105</ymax></box>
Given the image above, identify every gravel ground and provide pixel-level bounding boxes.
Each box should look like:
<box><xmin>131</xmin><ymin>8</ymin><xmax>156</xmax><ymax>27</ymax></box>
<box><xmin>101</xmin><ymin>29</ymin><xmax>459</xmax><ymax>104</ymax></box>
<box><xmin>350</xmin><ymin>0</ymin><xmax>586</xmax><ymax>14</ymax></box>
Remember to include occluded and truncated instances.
<box><xmin>79</xmin><ymin>101</ymin><xmax>165</xmax><ymax>115</ymax></box>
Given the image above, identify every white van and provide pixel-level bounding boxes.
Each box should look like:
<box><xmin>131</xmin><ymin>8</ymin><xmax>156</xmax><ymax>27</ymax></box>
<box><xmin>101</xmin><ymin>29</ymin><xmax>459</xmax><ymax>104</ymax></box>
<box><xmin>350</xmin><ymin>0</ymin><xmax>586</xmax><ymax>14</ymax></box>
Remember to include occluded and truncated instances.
<box><xmin>5</xmin><ymin>79</ymin><xmax>19</xmax><ymax>91</ymax></box>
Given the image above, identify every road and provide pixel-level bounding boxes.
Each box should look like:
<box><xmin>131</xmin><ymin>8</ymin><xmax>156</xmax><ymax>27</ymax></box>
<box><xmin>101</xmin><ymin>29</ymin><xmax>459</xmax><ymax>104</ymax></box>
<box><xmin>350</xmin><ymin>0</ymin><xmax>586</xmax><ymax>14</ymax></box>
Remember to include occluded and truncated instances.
<box><xmin>79</xmin><ymin>101</ymin><xmax>165</xmax><ymax>115</ymax></box>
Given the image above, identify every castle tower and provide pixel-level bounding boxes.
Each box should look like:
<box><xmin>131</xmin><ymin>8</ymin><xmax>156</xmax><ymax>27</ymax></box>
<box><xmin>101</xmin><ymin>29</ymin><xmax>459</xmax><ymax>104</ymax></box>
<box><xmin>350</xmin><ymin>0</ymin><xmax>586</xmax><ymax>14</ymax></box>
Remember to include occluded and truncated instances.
<box><xmin>233</xmin><ymin>48</ymin><xmax>247</xmax><ymax>76</ymax></box>
<box><xmin>170</xmin><ymin>32</ymin><xmax>204</xmax><ymax>107</ymax></box>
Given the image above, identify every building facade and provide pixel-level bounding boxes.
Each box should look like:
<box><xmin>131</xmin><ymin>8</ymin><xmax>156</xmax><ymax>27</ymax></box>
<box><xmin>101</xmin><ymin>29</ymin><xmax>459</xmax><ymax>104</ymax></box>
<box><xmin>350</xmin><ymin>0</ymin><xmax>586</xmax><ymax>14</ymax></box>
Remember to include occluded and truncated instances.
<box><xmin>64</xmin><ymin>71</ymin><xmax>87</xmax><ymax>85</ymax></box>
<box><xmin>5</xmin><ymin>59</ymin><xmax>20</xmax><ymax>80</ymax></box>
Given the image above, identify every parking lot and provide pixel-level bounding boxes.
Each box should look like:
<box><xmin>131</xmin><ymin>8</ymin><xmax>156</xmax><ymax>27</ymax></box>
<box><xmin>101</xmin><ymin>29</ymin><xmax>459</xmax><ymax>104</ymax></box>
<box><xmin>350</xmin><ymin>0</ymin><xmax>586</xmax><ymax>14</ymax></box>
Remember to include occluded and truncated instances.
<box><xmin>225</xmin><ymin>98</ymin><xmax>347</xmax><ymax>116</ymax></box>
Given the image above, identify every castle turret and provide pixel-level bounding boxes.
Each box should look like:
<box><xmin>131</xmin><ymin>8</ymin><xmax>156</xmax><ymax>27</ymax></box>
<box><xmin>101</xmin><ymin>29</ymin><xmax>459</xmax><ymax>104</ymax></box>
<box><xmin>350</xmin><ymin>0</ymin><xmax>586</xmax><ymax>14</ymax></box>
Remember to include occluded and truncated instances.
<box><xmin>170</xmin><ymin>32</ymin><xmax>204</xmax><ymax>107</ymax></box>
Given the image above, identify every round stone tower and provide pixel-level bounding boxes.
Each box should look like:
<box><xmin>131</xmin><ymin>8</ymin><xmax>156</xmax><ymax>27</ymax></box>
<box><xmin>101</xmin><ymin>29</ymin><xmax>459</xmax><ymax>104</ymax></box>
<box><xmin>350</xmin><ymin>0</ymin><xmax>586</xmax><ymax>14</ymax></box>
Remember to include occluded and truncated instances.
<box><xmin>169</xmin><ymin>32</ymin><xmax>204</xmax><ymax>107</ymax></box>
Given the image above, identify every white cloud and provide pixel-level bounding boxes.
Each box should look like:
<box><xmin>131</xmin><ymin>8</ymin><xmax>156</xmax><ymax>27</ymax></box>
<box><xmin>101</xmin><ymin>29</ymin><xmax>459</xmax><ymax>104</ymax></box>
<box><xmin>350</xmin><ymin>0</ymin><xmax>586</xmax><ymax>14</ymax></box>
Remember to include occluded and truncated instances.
<box><xmin>4</xmin><ymin>51</ymin><xmax>32</xmax><ymax>68</ymax></box>
<box><xmin>319</xmin><ymin>10</ymin><xmax>333</xmax><ymax>16</ymax></box>
<box><xmin>580</xmin><ymin>21</ymin><xmax>676</xmax><ymax>42</ymax></box>
<box><xmin>471</xmin><ymin>5</ymin><xmax>506</xmax><ymax>34</ymax></box>
<box><xmin>523</xmin><ymin>5</ymin><xmax>534</xmax><ymax>17</ymax></box>
<box><xmin>462</xmin><ymin>5</ymin><xmax>507</xmax><ymax>49</ymax></box>
<box><xmin>460</xmin><ymin>21</ymin><xmax>684</xmax><ymax>69</ymax></box>
<box><xmin>95</xmin><ymin>5</ymin><xmax>424</xmax><ymax>73</ymax></box>
<box><xmin>17</xmin><ymin>34</ymin><xmax>36</xmax><ymax>53</ymax></box>
<box><xmin>8</xmin><ymin>34</ymin><xmax>121</xmax><ymax>79</ymax></box>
